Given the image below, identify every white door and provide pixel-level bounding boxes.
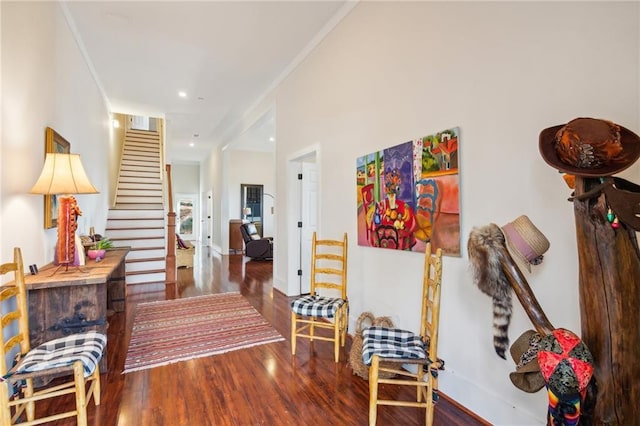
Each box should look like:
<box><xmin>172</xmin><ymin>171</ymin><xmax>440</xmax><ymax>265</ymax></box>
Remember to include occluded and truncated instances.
<box><xmin>300</xmin><ymin>161</ymin><xmax>318</xmax><ymax>294</ymax></box>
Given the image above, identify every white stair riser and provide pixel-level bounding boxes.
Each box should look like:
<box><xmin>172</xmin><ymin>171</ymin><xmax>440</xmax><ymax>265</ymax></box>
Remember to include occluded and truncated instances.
<box><xmin>107</xmin><ymin>219</ymin><xmax>165</xmax><ymax>228</ymax></box>
<box><xmin>108</xmin><ymin>209</ymin><xmax>164</xmax><ymax>220</ymax></box>
<box><xmin>126</xmin><ymin>272</ymin><xmax>166</xmax><ymax>285</ymax></box>
<box><xmin>122</xmin><ymin>160</ymin><xmax>159</xmax><ymax>168</ymax></box>
<box><xmin>112</xmin><ymin>238</ymin><xmax>164</xmax><ymax>248</ymax></box>
<box><xmin>117</xmin><ymin>196</ymin><xmax>164</xmax><ymax>204</ymax></box>
<box><xmin>119</xmin><ymin>177</ymin><xmax>162</xmax><ymax>185</ymax></box>
<box><xmin>120</xmin><ymin>165</ymin><xmax>160</xmax><ymax>173</ymax></box>
<box><xmin>127</xmin><ymin>249</ymin><xmax>166</xmax><ymax>260</ymax></box>
<box><xmin>117</xmin><ymin>182</ymin><xmax>162</xmax><ymax>190</ymax></box>
<box><xmin>112</xmin><ymin>203</ymin><xmax>164</xmax><ymax>210</ymax></box>
<box><xmin>123</xmin><ymin>149</ymin><xmax>159</xmax><ymax>156</ymax></box>
<box><xmin>119</xmin><ymin>167</ymin><xmax>160</xmax><ymax>174</ymax></box>
<box><xmin>123</xmin><ymin>151</ymin><xmax>160</xmax><ymax>158</ymax></box>
<box><xmin>107</xmin><ymin>228</ymin><xmax>164</xmax><ymax>239</ymax></box>
<box><xmin>117</xmin><ymin>189</ymin><xmax>163</xmax><ymax>197</ymax></box>
<box><xmin>126</xmin><ymin>260</ymin><xmax>165</xmax><ymax>272</ymax></box>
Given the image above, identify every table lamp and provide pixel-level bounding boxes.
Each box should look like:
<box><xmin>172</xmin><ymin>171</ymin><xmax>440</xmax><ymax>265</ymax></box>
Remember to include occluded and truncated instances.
<box><xmin>30</xmin><ymin>153</ymin><xmax>98</xmax><ymax>271</ymax></box>
<box><xmin>243</xmin><ymin>207</ymin><xmax>252</xmax><ymax>221</ymax></box>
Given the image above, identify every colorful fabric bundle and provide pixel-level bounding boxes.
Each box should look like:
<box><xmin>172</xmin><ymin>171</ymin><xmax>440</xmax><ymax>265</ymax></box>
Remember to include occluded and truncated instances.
<box><xmin>537</xmin><ymin>328</ymin><xmax>594</xmax><ymax>426</ymax></box>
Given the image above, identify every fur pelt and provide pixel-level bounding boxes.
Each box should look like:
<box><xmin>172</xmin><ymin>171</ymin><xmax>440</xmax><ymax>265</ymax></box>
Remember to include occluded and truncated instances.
<box><xmin>468</xmin><ymin>223</ymin><xmax>512</xmax><ymax>359</ymax></box>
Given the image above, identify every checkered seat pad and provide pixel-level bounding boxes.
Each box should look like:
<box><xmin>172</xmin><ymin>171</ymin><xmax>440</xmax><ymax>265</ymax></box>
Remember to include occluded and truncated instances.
<box><xmin>16</xmin><ymin>331</ymin><xmax>106</xmax><ymax>378</ymax></box>
<box><xmin>362</xmin><ymin>326</ymin><xmax>426</xmax><ymax>366</ymax></box>
<box><xmin>291</xmin><ymin>294</ymin><xmax>346</xmax><ymax>318</ymax></box>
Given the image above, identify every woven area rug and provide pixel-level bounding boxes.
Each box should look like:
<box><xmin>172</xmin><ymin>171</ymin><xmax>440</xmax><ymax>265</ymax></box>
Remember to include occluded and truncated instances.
<box><xmin>123</xmin><ymin>292</ymin><xmax>284</xmax><ymax>373</ymax></box>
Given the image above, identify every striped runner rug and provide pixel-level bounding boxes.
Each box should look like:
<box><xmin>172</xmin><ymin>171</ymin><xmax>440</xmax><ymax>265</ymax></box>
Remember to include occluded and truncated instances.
<box><xmin>123</xmin><ymin>292</ymin><xmax>284</xmax><ymax>373</ymax></box>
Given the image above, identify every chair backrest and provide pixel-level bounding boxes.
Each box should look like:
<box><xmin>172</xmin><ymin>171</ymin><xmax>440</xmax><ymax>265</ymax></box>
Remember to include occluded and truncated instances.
<box><xmin>310</xmin><ymin>232</ymin><xmax>348</xmax><ymax>300</ymax></box>
<box><xmin>420</xmin><ymin>243</ymin><xmax>443</xmax><ymax>361</ymax></box>
<box><xmin>240</xmin><ymin>223</ymin><xmax>261</xmax><ymax>243</ymax></box>
<box><xmin>0</xmin><ymin>247</ymin><xmax>30</xmax><ymax>376</ymax></box>
<box><xmin>416</xmin><ymin>178</ymin><xmax>439</xmax><ymax>224</ymax></box>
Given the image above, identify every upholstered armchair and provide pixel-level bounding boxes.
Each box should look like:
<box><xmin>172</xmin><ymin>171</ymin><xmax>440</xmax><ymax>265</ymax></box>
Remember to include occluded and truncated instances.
<box><xmin>240</xmin><ymin>223</ymin><xmax>273</xmax><ymax>260</ymax></box>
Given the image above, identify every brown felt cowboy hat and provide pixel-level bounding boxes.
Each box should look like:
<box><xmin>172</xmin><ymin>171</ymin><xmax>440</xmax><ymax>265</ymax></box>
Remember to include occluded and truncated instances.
<box><xmin>539</xmin><ymin>117</ymin><xmax>640</xmax><ymax>177</ymax></box>
<box><xmin>509</xmin><ymin>329</ymin><xmax>545</xmax><ymax>393</ymax></box>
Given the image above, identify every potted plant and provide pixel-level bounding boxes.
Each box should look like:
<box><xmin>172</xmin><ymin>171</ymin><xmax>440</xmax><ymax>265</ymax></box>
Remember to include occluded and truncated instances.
<box><xmin>87</xmin><ymin>237</ymin><xmax>113</xmax><ymax>260</ymax></box>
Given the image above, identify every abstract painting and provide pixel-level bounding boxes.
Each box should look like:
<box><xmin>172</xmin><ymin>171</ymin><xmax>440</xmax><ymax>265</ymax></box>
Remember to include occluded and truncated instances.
<box><xmin>356</xmin><ymin>127</ymin><xmax>461</xmax><ymax>256</ymax></box>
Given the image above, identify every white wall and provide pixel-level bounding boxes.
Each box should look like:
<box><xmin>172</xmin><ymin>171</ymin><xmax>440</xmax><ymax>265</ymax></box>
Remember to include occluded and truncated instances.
<box><xmin>1</xmin><ymin>2</ymin><xmax>111</xmax><ymax>269</ymax></box>
<box><xmin>261</xmin><ymin>2</ymin><xmax>638</xmax><ymax>424</ymax></box>
<box><xmin>201</xmin><ymin>147</ymin><xmax>223</xmax><ymax>253</ymax></box>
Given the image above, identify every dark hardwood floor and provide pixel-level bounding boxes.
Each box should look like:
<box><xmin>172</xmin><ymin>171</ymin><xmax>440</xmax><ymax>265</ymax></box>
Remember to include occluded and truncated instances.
<box><xmin>35</xmin><ymin>249</ymin><xmax>489</xmax><ymax>425</ymax></box>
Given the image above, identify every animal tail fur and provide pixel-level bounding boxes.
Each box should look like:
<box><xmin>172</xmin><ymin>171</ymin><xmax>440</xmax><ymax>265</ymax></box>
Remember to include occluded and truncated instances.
<box><xmin>468</xmin><ymin>223</ymin><xmax>512</xmax><ymax>359</ymax></box>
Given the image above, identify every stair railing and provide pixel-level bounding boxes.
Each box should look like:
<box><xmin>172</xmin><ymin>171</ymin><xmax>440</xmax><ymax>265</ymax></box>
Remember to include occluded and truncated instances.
<box><xmin>165</xmin><ymin>164</ymin><xmax>177</xmax><ymax>287</ymax></box>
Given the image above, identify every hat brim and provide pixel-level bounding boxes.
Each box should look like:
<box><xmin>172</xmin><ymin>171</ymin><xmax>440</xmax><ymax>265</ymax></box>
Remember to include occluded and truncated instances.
<box><xmin>539</xmin><ymin>123</ymin><xmax>640</xmax><ymax>177</ymax></box>
<box><xmin>509</xmin><ymin>362</ymin><xmax>546</xmax><ymax>393</ymax></box>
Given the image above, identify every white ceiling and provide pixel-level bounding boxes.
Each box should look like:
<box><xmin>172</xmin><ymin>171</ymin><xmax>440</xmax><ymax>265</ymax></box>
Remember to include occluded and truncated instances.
<box><xmin>63</xmin><ymin>1</ymin><xmax>350</xmax><ymax>163</ymax></box>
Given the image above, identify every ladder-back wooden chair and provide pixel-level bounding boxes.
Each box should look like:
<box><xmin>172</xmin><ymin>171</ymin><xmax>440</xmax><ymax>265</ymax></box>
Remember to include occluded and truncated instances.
<box><xmin>291</xmin><ymin>232</ymin><xmax>348</xmax><ymax>363</ymax></box>
<box><xmin>0</xmin><ymin>248</ymin><xmax>105</xmax><ymax>426</ymax></box>
<box><xmin>362</xmin><ymin>243</ymin><xmax>443</xmax><ymax>425</ymax></box>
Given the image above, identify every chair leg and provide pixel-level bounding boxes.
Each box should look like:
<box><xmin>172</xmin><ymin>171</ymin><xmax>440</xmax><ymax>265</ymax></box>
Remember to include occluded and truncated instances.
<box><xmin>334</xmin><ymin>314</ymin><xmax>340</xmax><ymax>363</ymax></box>
<box><xmin>0</xmin><ymin>381</ymin><xmax>11</xmax><ymax>426</ymax></box>
<box><xmin>426</xmin><ymin>371</ymin><xmax>438</xmax><ymax>426</ymax></box>
<box><xmin>23</xmin><ymin>378</ymin><xmax>34</xmax><ymax>421</ymax></box>
<box><xmin>290</xmin><ymin>312</ymin><xmax>297</xmax><ymax>355</ymax></box>
<box><xmin>73</xmin><ymin>361</ymin><xmax>88</xmax><ymax>426</ymax></box>
<box><xmin>417</xmin><ymin>363</ymin><xmax>425</xmax><ymax>402</ymax></box>
<box><xmin>92</xmin><ymin>365</ymin><xmax>101</xmax><ymax>406</ymax></box>
<box><xmin>368</xmin><ymin>355</ymin><xmax>380</xmax><ymax>426</ymax></box>
<box><xmin>425</xmin><ymin>376</ymin><xmax>434</xmax><ymax>426</ymax></box>
<box><xmin>340</xmin><ymin>305</ymin><xmax>348</xmax><ymax>347</ymax></box>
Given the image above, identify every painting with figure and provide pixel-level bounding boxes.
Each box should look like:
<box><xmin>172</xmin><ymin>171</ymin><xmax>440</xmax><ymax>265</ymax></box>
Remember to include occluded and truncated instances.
<box><xmin>356</xmin><ymin>127</ymin><xmax>461</xmax><ymax>256</ymax></box>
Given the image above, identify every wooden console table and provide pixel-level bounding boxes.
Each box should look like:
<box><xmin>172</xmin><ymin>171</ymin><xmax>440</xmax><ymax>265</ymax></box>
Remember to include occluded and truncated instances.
<box><xmin>24</xmin><ymin>247</ymin><xmax>129</xmax><ymax>371</ymax></box>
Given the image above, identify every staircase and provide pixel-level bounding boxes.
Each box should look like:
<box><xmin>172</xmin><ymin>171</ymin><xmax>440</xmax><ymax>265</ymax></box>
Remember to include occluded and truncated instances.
<box><xmin>106</xmin><ymin>128</ymin><xmax>166</xmax><ymax>293</ymax></box>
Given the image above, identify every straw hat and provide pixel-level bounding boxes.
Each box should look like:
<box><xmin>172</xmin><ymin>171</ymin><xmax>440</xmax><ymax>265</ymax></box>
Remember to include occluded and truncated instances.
<box><xmin>508</xmin><ymin>330</ymin><xmax>545</xmax><ymax>393</ymax></box>
<box><xmin>501</xmin><ymin>215</ymin><xmax>550</xmax><ymax>273</ymax></box>
<box><xmin>539</xmin><ymin>117</ymin><xmax>640</xmax><ymax>177</ymax></box>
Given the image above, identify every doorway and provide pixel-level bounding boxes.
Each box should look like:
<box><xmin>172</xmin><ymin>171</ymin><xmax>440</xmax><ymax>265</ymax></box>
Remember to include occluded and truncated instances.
<box><xmin>287</xmin><ymin>148</ymin><xmax>319</xmax><ymax>296</ymax></box>
<box><xmin>241</xmin><ymin>184</ymin><xmax>264</xmax><ymax>237</ymax></box>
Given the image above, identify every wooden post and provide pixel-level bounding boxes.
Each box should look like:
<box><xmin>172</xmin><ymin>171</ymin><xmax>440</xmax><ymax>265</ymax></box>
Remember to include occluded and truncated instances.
<box><xmin>573</xmin><ymin>176</ymin><xmax>640</xmax><ymax>424</ymax></box>
<box><xmin>165</xmin><ymin>165</ymin><xmax>177</xmax><ymax>291</ymax></box>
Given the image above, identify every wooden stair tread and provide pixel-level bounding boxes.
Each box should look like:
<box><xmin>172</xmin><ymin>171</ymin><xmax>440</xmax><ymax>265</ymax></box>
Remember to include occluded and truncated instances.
<box><xmin>130</xmin><ymin>246</ymin><xmax>165</xmax><ymax>251</ymax></box>
<box><xmin>106</xmin><ymin>226</ymin><xmax>164</xmax><ymax>231</ymax></box>
<box><xmin>126</xmin><ymin>268</ymin><xmax>166</xmax><ymax>276</ymax></box>
<box><xmin>110</xmin><ymin>236</ymin><xmax>164</xmax><ymax>241</ymax></box>
<box><xmin>126</xmin><ymin>257</ymin><xmax>165</xmax><ymax>263</ymax></box>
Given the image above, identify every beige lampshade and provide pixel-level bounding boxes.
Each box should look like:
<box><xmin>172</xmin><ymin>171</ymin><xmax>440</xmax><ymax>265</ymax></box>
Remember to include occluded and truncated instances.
<box><xmin>243</xmin><ymin>207</ymin><xmax>252</xmax><ymax>216</ymax></box>
<box><xmin>30</xmin><ymin>153</ymin><xmax>99</xmax><ymax>195</ymax></box>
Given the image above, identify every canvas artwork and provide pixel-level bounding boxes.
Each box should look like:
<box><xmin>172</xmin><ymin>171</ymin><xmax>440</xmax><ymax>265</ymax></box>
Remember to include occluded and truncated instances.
<box><xmin>356</xmin><ymin>127</ymin><xmax>461</xmax><ymax>256</ymax></box>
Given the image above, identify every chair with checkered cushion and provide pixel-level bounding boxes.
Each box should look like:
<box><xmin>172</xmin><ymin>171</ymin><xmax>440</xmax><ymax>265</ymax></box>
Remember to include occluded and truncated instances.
<box><xmin>0</xmin><ymin>248</ymin><xmax>105</xmax><ymax>426</ymax></box>
<box><xmin>291</xmin><ymin>232</ymin><xmax>348</xmax><ymax>363</ymax></box>
<box><xmin>362</xmin><ymin>243</ymin><xmax>443</xmax><ymax>425</ymax></box>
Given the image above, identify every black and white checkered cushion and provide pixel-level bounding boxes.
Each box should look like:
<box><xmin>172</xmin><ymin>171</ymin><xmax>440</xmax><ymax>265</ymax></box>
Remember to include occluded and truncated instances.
<box><xmin>291</xmin><ymin>294</ymin><xmax>345</xmax><ymax>318</ymax></box>
<box><xmin>361</xmin><ymin>326</ymin><xmax>426</xmax><ymax>366</ymax></box>
<box><xmin>16</xmin><ymin>331</ymin><xmax>106</xmax><ymax>378</ymax></box>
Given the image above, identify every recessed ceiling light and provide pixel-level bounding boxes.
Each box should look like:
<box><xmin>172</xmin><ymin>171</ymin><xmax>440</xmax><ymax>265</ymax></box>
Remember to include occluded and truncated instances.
<box><xmin>189</xmin><ymin>142</ymin><xmax>195</xmax><ymax>147</ymax></box>
<box><xmin>178</xmin><ymin>91</ymin><xmax>187</xmax><ymax>98</ymax></box>
<box><xmin>269</xmin><ymin>137</ymin><xmax>275</xmax><ymax>142</ymax></box>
